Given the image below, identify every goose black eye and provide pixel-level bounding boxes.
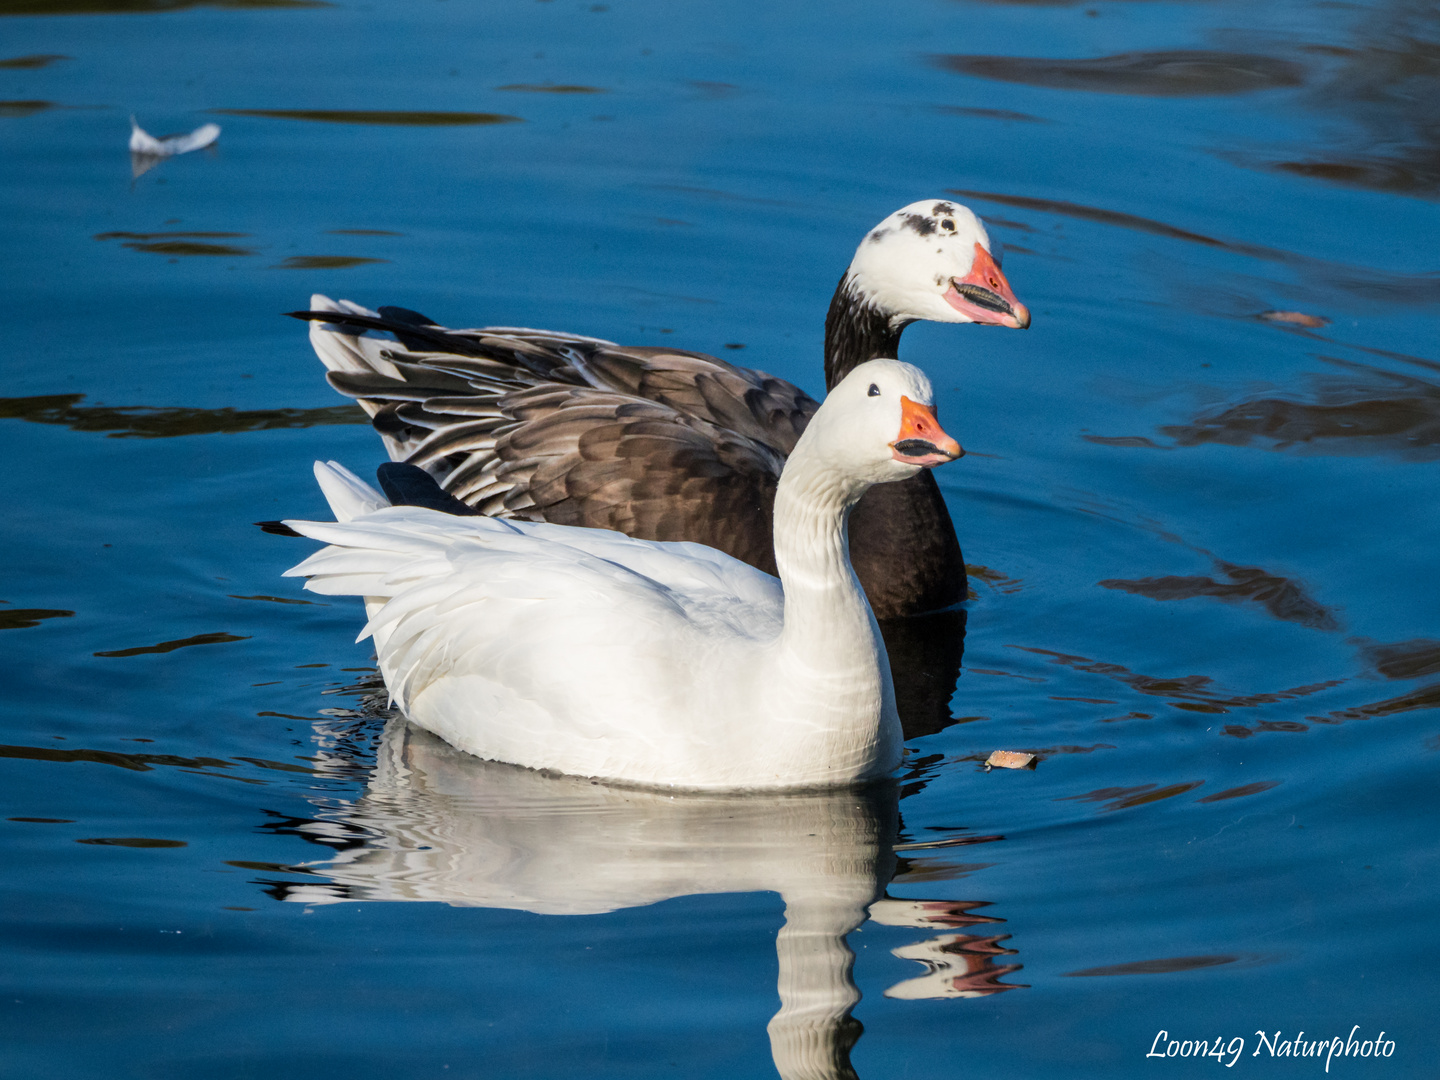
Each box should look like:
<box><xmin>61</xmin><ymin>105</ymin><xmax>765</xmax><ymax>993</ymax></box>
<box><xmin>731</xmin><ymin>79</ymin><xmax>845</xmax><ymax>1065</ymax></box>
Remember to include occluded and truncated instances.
<box><xmin>867</xmin><ymin>383</ymin><xmax>880</xmax><ymax>397</ymax></box>
<box><xmin>941</xmin><ymin>219</ymin><xmax>955</xmax><ymax>232</ymax></box>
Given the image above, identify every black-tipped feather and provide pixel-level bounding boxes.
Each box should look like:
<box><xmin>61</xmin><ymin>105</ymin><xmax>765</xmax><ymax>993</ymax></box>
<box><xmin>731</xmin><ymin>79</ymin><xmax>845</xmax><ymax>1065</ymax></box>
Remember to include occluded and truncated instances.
<box><xmin>375</xmin><ymin>305</ymin><xmax>443</xmax><ymax>352</ymax></box>
<box><xmin>376</xmin><ymin>463</ymin><xmax>481</xmax><ymax>516</ymax></box>
<box><xmin>288</xmin><ymin>310</ymin><xmax>491</xmax><ymax>359</ymax></box>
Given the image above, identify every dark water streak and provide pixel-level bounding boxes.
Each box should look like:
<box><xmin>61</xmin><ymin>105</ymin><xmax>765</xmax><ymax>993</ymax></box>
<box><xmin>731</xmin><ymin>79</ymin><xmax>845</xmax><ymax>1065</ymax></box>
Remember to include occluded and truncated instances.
<box><xmin>211</xmin><ymin>109</ymin><xmax>522</xmax><ymax>126</ymax></box>
<box><xmin>274</xmin><ymin>255</ymin><xmax>388</xmax><ymax>270</ymax></box>
<box><xmin>94</xmin><ymin>631</ymin><xmax>250</xmax><ymax>657</ymax></box>
<box><xmin>0</xmin><ymin>608</ymin><xmax>73</xmax><ymax>630</ymax></box>
<box><xmin>0</xmin><ymin>742</ymin><xmax>313</xmax><ymax>776</ymax></box>
<box><xmin>0</xmin><ymin>55</ymin><xmax>69</xmax><ymax>68</ymax></box>
<box><xmin>0</xmin><ymin>393</ymin><xmax>366</xmax><ymax>438</ymax></box>
<box><xmin>1099</xmin><ymin>561</ymin><xmax>1340</xmax><ymax>630</ymax></box>
<box><xmin>933</xmin><ymin>50</ymin><xmax>1306</xmax><ymax>97</ymax></box>
<box><xmin>1160</xmin><ymin>358</ymin><xmax>1440</xmax><ymax>459</ymax></box>
<box><xmin>0</xmin><ymin>0</ymin><xmax>325</xmax><ymax>12</ymax></box>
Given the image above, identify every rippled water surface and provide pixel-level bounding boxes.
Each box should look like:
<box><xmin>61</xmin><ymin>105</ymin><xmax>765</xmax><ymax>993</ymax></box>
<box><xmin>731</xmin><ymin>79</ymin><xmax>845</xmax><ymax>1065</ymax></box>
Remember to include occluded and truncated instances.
<box><xmin>2</xmin><ymin>1</ymin><xmax>1438</xmax><ymax>1077</ymax></box>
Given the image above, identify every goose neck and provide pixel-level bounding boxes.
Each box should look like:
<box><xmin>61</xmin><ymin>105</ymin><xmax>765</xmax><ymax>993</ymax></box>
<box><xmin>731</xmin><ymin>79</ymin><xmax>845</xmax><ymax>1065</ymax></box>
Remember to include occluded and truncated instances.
<box><xmin>823</xmin><ymin>273</ymin><xmax>907</xmax><ymax>391</ymax></box>
<box><xmin>772</xmin><ymin>454</ymin><xmax>862</xmax><ymax>597</ymax></box>
<box><xmin>771</xmin><ymin>449</ymin><xmax>875</xmax><ymax>663</ymax></box>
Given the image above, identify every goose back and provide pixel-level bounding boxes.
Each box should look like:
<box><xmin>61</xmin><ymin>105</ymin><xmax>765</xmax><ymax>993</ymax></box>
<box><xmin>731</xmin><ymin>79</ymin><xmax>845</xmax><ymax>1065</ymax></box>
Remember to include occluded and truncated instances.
<box><xmin>300</xmin><ymin>301</ymin><xmax>962</xmax><ymax>615</ymax></box>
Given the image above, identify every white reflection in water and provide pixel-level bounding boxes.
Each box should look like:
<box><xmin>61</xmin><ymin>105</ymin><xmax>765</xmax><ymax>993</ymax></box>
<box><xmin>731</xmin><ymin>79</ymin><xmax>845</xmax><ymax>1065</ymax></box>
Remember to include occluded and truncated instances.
<box><xmin>286</xmin><ymin>718</ymin><xmax>992</xmax><ymax>1079</ymax></box>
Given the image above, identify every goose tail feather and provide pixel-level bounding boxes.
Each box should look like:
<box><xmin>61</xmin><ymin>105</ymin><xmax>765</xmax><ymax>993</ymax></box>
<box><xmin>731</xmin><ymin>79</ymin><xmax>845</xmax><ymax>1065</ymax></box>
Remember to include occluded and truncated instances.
<box><xmin>313</xmin><ymin>460</ymin><xmax>389</xmax><ymax>521</ymax></box>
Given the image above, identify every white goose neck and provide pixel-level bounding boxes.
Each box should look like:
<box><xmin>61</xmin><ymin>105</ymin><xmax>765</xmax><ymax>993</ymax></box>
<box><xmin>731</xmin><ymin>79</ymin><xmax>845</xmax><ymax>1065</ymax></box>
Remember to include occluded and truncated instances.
<box><xmin>770</xmin><ymin>437</ymin><xmax>881</xmax><ymax>679</ymax></box>
<box><xmin>772</xmin><ymin>452</ymin><xmax>864</xmax><ymax>604</ymax></box>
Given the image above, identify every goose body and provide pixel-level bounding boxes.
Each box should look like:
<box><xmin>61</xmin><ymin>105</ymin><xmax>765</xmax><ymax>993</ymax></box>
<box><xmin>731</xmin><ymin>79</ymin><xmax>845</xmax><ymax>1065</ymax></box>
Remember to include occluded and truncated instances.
<box><xmin>296</xmin><ymin>199</ymin><xmax>1025</xmax><ymax>619</ymax></box>
<box><xmin>285</xmin><ymin>360</ymin><xmax>963</xmax><ymax>790</ymax></box>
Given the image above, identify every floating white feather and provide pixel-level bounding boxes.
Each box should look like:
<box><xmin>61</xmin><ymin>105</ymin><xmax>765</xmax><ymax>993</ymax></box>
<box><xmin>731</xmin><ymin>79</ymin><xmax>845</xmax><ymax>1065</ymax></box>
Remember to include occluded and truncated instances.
<box><xmin>128</xmin><ymin>116</ymin><xmax>220</xmax><ymax>157</ymax></box>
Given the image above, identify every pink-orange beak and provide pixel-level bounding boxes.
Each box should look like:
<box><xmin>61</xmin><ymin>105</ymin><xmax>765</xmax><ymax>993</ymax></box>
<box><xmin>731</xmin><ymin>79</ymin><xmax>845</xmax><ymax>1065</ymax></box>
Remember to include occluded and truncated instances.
<box><xmin>942</xmin><ymin>242</ymin><xmax>1031</xmax><ymax>329</ymax></box>
<box><xmin>891</xmin><ymin>396</ymin><xmax>964</xmax><ymax>467</ymax></box>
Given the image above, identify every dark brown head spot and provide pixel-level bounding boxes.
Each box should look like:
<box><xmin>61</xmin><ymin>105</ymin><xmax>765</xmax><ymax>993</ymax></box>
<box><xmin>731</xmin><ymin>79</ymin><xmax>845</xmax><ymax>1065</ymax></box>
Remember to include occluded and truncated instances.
<box><xmin>900</xmin><ymin>213</ymin><xmax>937</xmax><ymax>236</ymax></box>
<box><xmin>932</xmin><ymin>201</ymin><xmax>955</xmax><ymax>215</ymax></box>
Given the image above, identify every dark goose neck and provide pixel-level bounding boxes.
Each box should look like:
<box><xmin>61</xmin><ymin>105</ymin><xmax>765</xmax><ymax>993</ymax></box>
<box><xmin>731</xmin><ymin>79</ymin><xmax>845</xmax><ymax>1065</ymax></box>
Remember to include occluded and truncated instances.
<box><xmin>824</xmin><ymin>272</ymin><xmax>907</xmax><ymax>391</ymax></box>
<box><xmin>823</xmin><ymin>272</ymin><xmax>967</xmax><ymax>620</ymax></box>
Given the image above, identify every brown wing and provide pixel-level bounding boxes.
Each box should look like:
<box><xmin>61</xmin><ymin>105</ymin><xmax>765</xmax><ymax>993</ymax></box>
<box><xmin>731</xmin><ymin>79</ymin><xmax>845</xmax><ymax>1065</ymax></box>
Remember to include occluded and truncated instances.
<box><xmin>298</xmin><ymin>301</ymin><xmax>820</xmax><ymax>571</ymax></box>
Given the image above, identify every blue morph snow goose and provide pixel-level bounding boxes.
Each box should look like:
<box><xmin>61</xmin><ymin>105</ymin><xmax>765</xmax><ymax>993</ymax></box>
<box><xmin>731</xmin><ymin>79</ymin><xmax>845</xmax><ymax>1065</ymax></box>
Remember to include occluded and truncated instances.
<box><xmin>292</xmin><ymin>199</ymin><xmax>1027</xmax><ymax>620</ymax></box>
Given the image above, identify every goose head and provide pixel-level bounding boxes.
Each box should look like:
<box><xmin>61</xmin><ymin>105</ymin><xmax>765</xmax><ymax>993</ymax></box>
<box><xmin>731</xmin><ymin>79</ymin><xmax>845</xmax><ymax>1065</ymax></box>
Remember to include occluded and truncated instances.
<box><xmin>805</xmin><ymin>360</ymin><xmax>963</xmax><ymax>488</ymax></box>
<box><xmin>844</xmin><ymin>199</ymin><xmax>1030</xmax><ymax>331</ymax></box>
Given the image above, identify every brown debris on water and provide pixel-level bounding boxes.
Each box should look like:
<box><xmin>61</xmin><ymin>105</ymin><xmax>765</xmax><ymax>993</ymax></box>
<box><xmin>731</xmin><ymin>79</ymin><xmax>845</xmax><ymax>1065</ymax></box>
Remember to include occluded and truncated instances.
<box><xmin>984</xmin><ymin>751</ymin><xmax>1037</xmax><ymax>770</ymax></box>
<box><xmin>1260</xmin><ymin>309</ymin><xmax>1330</xmax><ymax>328</ymax></box>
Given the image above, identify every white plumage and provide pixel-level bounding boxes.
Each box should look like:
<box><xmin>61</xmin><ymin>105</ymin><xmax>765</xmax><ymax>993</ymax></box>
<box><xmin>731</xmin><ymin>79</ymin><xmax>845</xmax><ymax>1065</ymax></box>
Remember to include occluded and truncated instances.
<box><xmin>285</xmin><ymin>359</ymin><xmax>963</xmax><ymax>790</ymax></box>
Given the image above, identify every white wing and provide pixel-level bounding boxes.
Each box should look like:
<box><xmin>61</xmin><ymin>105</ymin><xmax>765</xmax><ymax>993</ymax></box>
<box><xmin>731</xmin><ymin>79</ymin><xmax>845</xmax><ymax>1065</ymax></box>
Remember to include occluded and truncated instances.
<box><xmin>283</xmin><ymin>504</ymin><xmax>783</xmax><ymax>773</ymax></box>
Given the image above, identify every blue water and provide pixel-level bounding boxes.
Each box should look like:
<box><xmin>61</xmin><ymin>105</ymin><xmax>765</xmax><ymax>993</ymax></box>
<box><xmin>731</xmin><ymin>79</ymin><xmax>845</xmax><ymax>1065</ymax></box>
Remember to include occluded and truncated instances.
<box><xmin>2</xmin><ymin>0</ymin><xmax>1437</xmax><ymax>1076</ymax></box>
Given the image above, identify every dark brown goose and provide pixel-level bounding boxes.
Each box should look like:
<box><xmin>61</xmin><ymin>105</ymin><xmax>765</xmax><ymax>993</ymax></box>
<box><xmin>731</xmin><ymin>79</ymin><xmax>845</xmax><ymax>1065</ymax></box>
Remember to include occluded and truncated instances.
<box><xmin>293</xmin><ymin>198</ymin><xmax>1028</xmax><ymax>620</ymax></box>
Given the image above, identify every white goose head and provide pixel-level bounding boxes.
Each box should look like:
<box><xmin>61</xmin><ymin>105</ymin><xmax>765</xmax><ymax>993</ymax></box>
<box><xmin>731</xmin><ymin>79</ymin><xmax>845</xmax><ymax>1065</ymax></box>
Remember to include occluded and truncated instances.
<box><xmin>845</xmin><ymin>199</ymin><xmax>1030</xmax><ymax>331</ymax></box>
<box><xmin>801</xmin><ymin>359</ymin><xmax>963</xmax><ymax>489</ymax></box>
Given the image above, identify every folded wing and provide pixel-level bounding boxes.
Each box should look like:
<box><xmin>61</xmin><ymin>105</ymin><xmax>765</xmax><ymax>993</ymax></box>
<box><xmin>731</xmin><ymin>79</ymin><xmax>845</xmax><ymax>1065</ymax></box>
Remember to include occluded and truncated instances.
<box><xmin>299</xmin><ymin>297</ymin><xmax>819</xmax><ymax>573</ymax></box>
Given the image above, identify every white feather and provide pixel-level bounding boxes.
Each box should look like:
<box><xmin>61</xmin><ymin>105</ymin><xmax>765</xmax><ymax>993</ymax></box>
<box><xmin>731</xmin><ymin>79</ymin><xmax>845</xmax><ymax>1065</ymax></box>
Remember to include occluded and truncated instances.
<box><xmin>312</xmin><ymin>460</ymin><xmax>387</xmax><ymax>521</ymax></box>
<box><xmin>128</xmin><ymin>116</ymin><xmax>220</xmax><ymax>157</ymax></box>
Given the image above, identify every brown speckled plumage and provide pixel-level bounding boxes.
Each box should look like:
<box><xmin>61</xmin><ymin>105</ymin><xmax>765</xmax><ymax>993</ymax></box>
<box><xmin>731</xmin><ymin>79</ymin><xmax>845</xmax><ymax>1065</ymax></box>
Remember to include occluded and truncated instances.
<box><xmin>296</xmin><ymin>278</ymin><xmax>967</xmax><ymax>619</ymax></box>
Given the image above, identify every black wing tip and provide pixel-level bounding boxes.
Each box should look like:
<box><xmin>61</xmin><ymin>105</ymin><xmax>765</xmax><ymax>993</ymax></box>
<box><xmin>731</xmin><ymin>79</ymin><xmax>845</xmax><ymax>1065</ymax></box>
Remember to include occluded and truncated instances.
<box><xmin>256</xmin><ymin>520</ymin><xmax>304</xmax><ymax>537</ymax></box>
<box><xmin>376</xmin><ymin>305</ymin><xmax>438</xmax><ymax>327</ymax></box>
<box><xmin>377</xmin><ymin>462</ymin><xmax>480</xmax><ymax>516</ymax></box>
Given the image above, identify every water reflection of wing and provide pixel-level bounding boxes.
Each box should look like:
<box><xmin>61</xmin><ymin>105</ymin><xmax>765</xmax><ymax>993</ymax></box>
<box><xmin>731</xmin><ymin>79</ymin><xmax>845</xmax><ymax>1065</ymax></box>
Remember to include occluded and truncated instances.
<box><xmin>286</xmin><ymin>719</ymin><xmax>897</xmax><ymax>1080</ymax></box>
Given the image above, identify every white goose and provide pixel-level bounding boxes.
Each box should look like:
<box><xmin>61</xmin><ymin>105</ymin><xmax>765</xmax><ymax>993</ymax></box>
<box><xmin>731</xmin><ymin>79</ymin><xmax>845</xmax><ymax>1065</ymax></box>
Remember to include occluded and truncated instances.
<box><xmin>295</xmin><ymin>198</ymin><xmax>1026</xmax><ymax>620</ymax></box>
<box><xmin>284</xmin><ymin>359</ymin><xmax>962</xmax><ymax>790</ymax></box>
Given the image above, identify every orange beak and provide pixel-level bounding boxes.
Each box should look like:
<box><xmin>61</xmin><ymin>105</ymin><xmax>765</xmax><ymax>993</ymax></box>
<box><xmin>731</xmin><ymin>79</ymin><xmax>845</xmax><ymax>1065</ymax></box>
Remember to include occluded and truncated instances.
<box><xmin>891</xmin><ymin>396</ymin><xmax>963</xmax><ymax>467</ymax></box>
<box><xmin>943</xmin><ymin>242</ymin><xmax>1031</xmax><ymax>329</ymax></box>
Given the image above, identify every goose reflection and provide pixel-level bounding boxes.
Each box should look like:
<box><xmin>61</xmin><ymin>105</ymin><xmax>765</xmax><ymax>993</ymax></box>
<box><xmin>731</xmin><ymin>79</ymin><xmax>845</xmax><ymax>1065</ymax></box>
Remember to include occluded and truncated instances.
<box><xmin>880</xmin><ymin>607</ymin><xmax>969</xmax><ymax>741</ymax></box>
<box><xmin>268</xmin><ymin>717</ymin><xmax>1018</xmax><ymax>1079</ymax></box>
